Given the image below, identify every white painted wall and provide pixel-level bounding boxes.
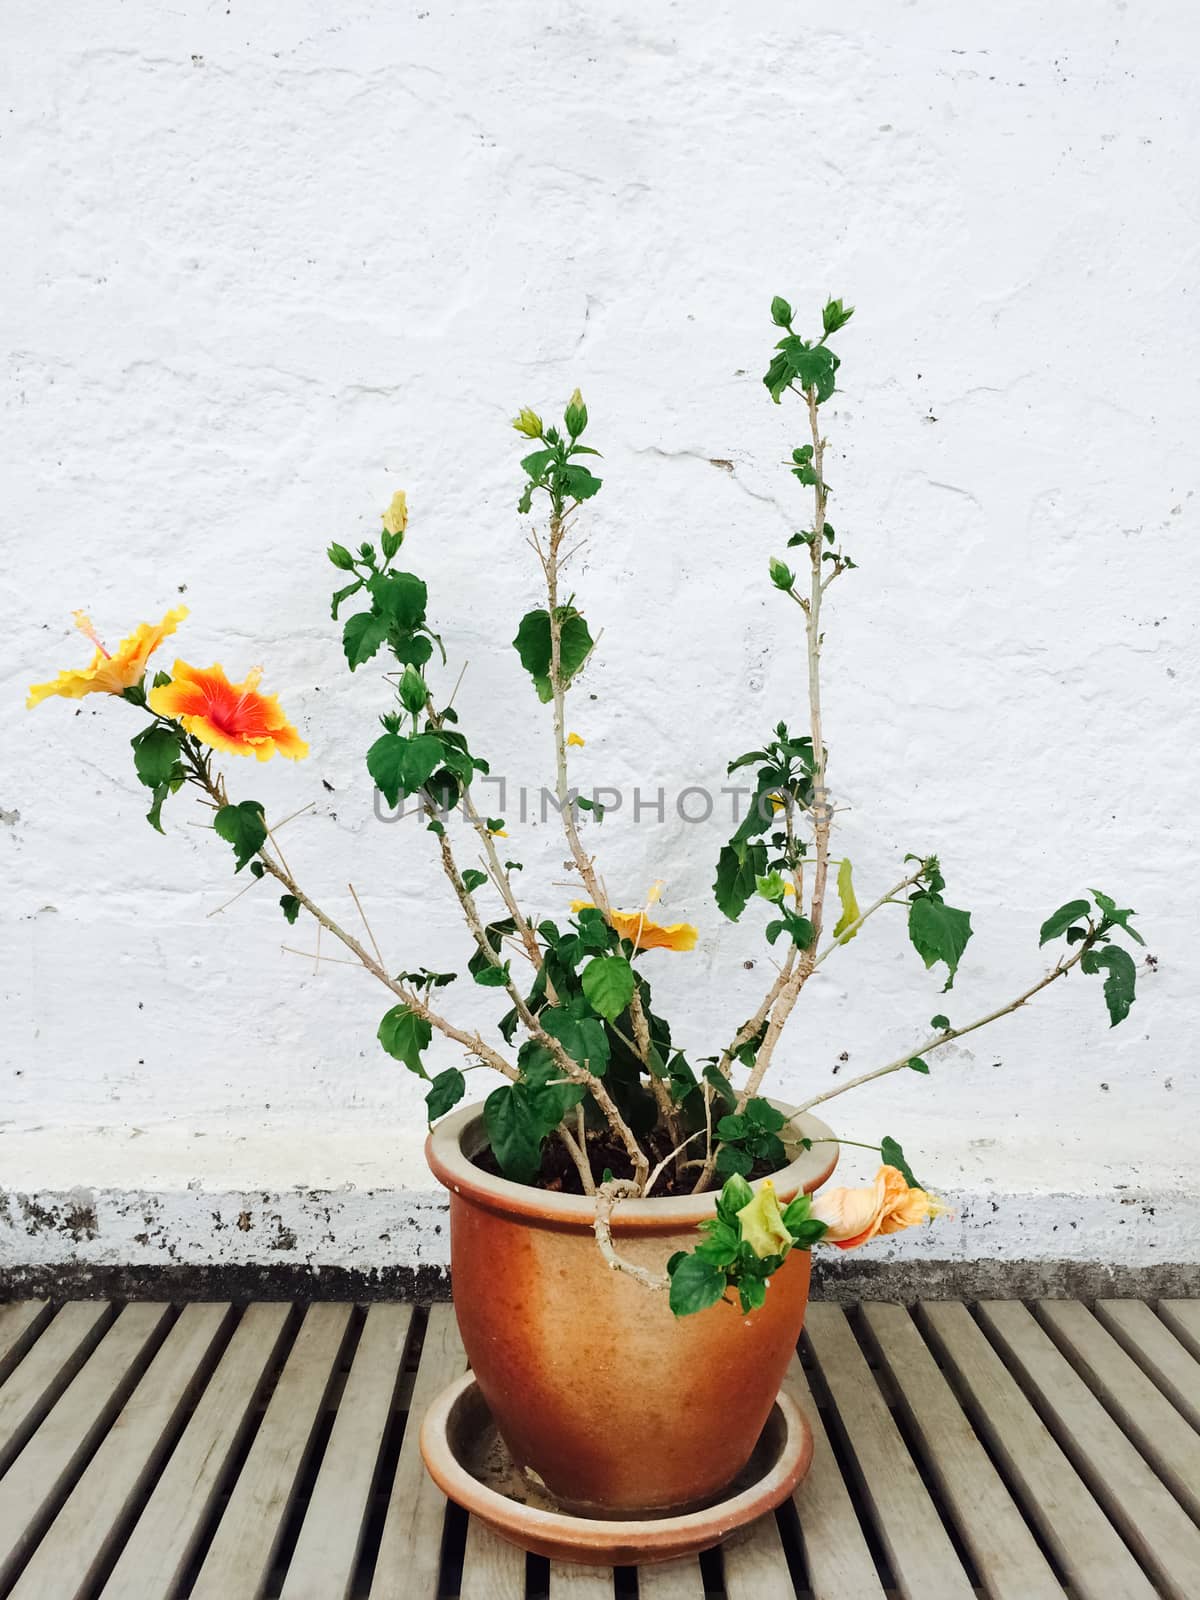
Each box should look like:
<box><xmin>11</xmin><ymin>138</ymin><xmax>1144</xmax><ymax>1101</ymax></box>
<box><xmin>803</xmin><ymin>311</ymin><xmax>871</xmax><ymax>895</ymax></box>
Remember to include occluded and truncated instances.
<box><xmin>3</xmin><ymin>0</ymin><xmax>1197</xmax><ymax>1278</ymax></box>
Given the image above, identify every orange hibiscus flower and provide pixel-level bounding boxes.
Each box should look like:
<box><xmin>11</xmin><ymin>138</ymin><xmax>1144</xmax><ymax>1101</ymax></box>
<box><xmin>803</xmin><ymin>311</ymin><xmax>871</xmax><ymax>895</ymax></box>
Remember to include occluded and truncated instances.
<box><xmin>27</xmin><ymin>607</ymin><xmax>188</xmax><ymax>708</ymax></box>
<box><xmin>811</xmin><ymin>1165</ymin><xmax>946</xmax><ymax>1251</ymax></box>
<box><xmin>148</xmin><ymin>661</ymin><xmax>308</xmax><ymax>762</ymax></box>
<box><xmin>570</xmin><ymin>900</ymin><xmax>697</xmax><ymax>952</ymax></box>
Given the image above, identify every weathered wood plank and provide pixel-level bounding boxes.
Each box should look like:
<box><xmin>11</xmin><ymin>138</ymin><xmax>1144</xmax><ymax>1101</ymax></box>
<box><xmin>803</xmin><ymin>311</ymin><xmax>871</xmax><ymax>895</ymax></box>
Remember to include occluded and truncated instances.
<box><xmin>1038</xmin><ymin>1298</ymin><xmax>1200</xmax><ymax>1520</ymax></box>
<box><xmin>460</xmin><ymin>1517</ymin><xmax>526</xmax><ymax>1600</ymax></box>
<box><xmin>189</xmin><ymin>1303</ymin><xmax>354</xmax><ymax>1600</ymax></box>
<box><xmin>100</xmin><ymin>1302</ymin><xmax>293</xmax><ymax>1600</ymax></box>
<box><xmin>722</xmin><ymin>1513</ymin><xmax>794</xmax><ymax>1600</ymax></box>
<box><xmin>369</xmin><ymin>1303</ymin><xmax>468</xmax><ymax>1600</ymax></box>
<box><xmin>549</xmin><ymin>1563</ymin><xmax>614</xmax><ymax>1597</ymax></box>
<box><xmin>979</xmin><ymin>1299</ymin><xmax>1200</xmax><ymax>1600</ymax></box>
<box><xmin>862</xmin><ymin>1302</ymin><xmax>1060</xmax><ymax>1600</ymax></box>
<box><xmin>782</xmin><ymin>1356</ymin><xmax>884</xmax><ymax>1600</ymax></box>
<box><xmin>279</xmin><ymin>1304</ymin><xmax>414</xmax><ymax>1600</ymax></box>
<box><xmin>0</xmin><ymin>1302</ymin><xmax>170</xmax><ymax>1592</ymax></box>
<box><xmin>1158</xmin><ymin>1299</ymin><xmax>1200</xmax><ymax>1364</ymax></box>
<box><xmin>9</xmin><ymin>1303</ymin><xmax>233</xmax><ymax>1600</ymax></box>
<box><xmin>920</xmin><ymin>1301</ymin><xmax>1154</xmax><ymax>1600</ymax></box>
<box><xmin>636</xmin><ymin>1555</ymin><xmax>707</xmax><ymax>1598</ymax></box>
<box><xmin>1095</xmin><ymin>1299</ymin><xmax>1200</xmax><ymax>1431</ymax></box>
<box><xmin>0</xmin><ymin>1302</ymin><xmax>54</xmax><ymax>1386</ymax></box>
<box><xmin>0</xmin><ymin>1302</ymin><xmax>113</xmax><ymax>1475</ymax></box>
<box><xmin>804</xmin><ymin>1305</ymin><xmax>973</xmax><ymax>1600</ymax></box>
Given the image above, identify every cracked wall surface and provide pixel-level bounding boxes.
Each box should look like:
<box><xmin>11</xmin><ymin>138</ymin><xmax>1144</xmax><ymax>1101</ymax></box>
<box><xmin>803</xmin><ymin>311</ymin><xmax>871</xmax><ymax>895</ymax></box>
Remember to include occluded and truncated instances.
<box><xmin>1</xmin><ymin>1</ymin><xmax>1197</xmax><ymax>1282</ymax></box>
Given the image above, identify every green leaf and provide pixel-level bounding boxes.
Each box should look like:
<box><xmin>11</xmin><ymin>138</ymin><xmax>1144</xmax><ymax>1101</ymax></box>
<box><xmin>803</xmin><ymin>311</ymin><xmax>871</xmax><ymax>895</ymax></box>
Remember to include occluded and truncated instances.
<box><xmin>704</xmin><ymin>1063</ymin><xmax>737</xmax><ymax>1109</ymax></box>
<box><xmin>716</xmin><ymin>1174</ymin><xmax>755</xmax><ymax>1223</ymax></box>
<box><xmin>472</xmin><ymin>962</ymin><xmax>511</xmax><ymax>988</ymax></box>
<box><xmin>343</xmin><ymin>611</ymin><xmax>389</xmax><ymax>670</ymax></box>
<box><xmin>461</xmin><ymin>868</ymin><xmax>488</xmax><ymax>893</ymax></box>
<box><xmin>668</xmin><ymin>1253</ymin><xmax>728</xmax><ymax>1318</ymax></box>
<box><xmin>560</xmin><ymin>463</ymin><xmax>602</xmax><ymax>501</ymax></box>
<box><xmin>833</xmin><ymin>857</ymin><xmax>861</xmax><ymax>942</ymax></box>
<box><xmin>717</xmin><ymin>1114</ymin><xmax>746</xmax><ymax>1140</ymax></box>
<box><xmin>425</xmin><ymin>1068</ymin><xmax>466</xmax><ymax>1120</ymax></box>
<box><xmin>580</xmin><ymin>956</ymin><xmax>635</xmax><ymax>1022</ymax></box>
<box><xmin>369</xmin><ymin>571</ymin><xmax>427</xmax><ymax>630</ymax></box>
<box><xmin>401</xmin><ymin>733</ymin><xmax>444</xmax><ymax>794</ymax></box>
<box><xmin>744</xmin><ymin>1097</ymin><xmax>786</xmax><ymax>1132</ymax></box>
<box><xmin>145</xmin><ymin>782</ymin><xmax>172</xmax><ymax>834</ymax></box>
<box><xmin>366</xmin><ymin>733</ymin><xmax>407</xmax><ymax>807</ymax></box>
<box><xmin>1039</xmin><ymin>898</ymin><xmax>1091</xmax><ymax>946</ymax></box>
<box><xmin>880</xmin><ymin>1135</ymin><xmax>922</xmax><ymax>1190</ymax></box>
<box><xmin>213</xmin><ymin>801</ymin><xmax>268</xmax><ymax>872</ymax></box>
<box><xmin>483</xmin><ymin>1084</ymin><xmax>543</xmax><ymax>1184</ymax></box>
<box><xmin>770</xmin><ymin>294</ymin><xmax>793</xmax><ymax>329</ymax></box>
<box><xmin>714</xmin><ymin>842</ymin><xmax>768</xmax><ymax>921</ymax></box>
<box><xmin>512</xmin><ymin>608</ymin><xmax>595</xmax><ymax>702</ymax></box>
<box><xmin>930</xmin><ymin>1014</ymin><xmax>950</xmax><ymax>1030</ymax></box>
<box><xmin>908</xmin><ymin>893</ymin><xmax>973</xmax><ymax>990</ymax></box>
<box><xmin>1091</xmin><ymin>889</ymin><xmax>1145</xmax><ymax>946</ymax></box>
<box><xmin>131</xmin><ymin>725</ymin><xmax>183</xmax><ymax>790</ymax></box>
<box><xmin>279</xmin><ymin>894</ymin><xmax>300</xmax><ymax>925</ymax></box>
<box><xmin>715</xmin><ymin>1146</ymin><xmax>753</xmax><ymax>1177</ymax></box>
<box><xmin>391</xmin><ymin>632</ymin><xmax>434</xmax><ymax>667</ymax></box>
<box><xmin>1081</xmin><ymin>945</ymin><xmax>1138</xmax><ymax>1026</ymax></box>
<box><xmin>542</xmin><ymin>1003</ymin><xmax>609</xmax><ymax>1075</ymax></box>
<box><xmin>331</xmin><ymin>580</ymin><xmax>364</xmax><ymax>620</ymax></box>
<box><xmin>907</xmin><ymin>1056</ymin><xmax>931</xmax><ymax>1074</ymax></box>
<box><xmin>377</xmin><ymin>1004</ymin><xmax>432</xmax><ymax>1076</ymax></box>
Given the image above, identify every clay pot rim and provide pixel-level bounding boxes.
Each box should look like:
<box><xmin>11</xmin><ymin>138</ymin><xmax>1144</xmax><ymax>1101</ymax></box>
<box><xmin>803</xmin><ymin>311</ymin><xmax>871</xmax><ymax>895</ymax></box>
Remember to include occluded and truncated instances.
<box><xmin>426</xmin><ymin>1099</ymin><xmax>839</xmax><ymax>1231</ymax></box>
<box><xmin>420</xmin><ymin>1369</ymin><xmax>814</xmax><ymax>1561</ymax></box>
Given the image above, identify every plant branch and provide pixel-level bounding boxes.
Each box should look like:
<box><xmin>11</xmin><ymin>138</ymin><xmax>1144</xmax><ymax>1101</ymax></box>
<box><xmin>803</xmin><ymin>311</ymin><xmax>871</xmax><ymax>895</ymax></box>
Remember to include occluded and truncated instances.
<box><xmin>794</xmin><ymin>936</ymin><xmax>1098</xmax><ymax>1115</ymax></box>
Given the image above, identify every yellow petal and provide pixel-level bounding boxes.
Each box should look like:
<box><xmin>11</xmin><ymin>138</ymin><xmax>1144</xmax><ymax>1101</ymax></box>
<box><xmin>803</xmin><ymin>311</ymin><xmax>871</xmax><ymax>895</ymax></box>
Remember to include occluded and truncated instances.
<box><xmin>512</xmin><ymin>407</ymin><xmax>543</xmax><ymax>439</ymax></box>
<box><xmin>382</xmin><ymin>490</ymin><xmax>408</xmax><ymax>537</ymax></box>
<box><xmin>736</xmin><ymin>1180</ymin><xmax>794</xmax><ymax>1259</ymax></box>
<box><xmin>567</xmin><ymin>731</ymin><xmax>585</xmax><ymax>747</ymax></box>
<box><xmin>645</xmin><ymin>879</ymin><xmax>663</xmax><ymax>905</ymax></box>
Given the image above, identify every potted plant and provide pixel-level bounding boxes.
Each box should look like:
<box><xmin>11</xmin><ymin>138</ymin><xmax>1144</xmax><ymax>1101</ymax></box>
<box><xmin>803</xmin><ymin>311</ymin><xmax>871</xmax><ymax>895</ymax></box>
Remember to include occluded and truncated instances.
<box><xmin>28</xmin><ymin>297</ymin><xmax>1144</xmax><ymax>1531</ymax></box>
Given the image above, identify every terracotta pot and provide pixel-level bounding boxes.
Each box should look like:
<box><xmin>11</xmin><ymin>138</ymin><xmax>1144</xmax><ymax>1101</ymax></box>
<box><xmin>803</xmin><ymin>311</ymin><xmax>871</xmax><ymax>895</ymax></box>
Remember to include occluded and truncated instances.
<box><xmin>425</xmin><ymin>1101</ymin><xmax>837</xmax><ymax>1516</ymax></box>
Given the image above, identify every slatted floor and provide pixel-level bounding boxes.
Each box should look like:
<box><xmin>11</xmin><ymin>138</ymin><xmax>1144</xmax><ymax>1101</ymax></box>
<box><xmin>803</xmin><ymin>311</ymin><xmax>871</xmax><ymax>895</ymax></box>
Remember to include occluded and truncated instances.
<box><xmin>0</xmin><ymin>1299</ymin><xmax>1198</xmax><ymax>1599</ymax></box>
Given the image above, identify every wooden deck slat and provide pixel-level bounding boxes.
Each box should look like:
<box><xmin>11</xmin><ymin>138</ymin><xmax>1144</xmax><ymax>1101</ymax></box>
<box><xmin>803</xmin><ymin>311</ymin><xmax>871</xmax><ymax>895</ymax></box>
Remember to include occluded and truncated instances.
<box><xmin>1037</xmin><ymin>1298</ymin><xmax>1200</xmax><ymax>1520</ymax></box>
<box><xmin>188</xmin><ymin>1303</ymin><xmax>354</xmax><ymax>1600</ymax></box>
<box><xmin>782</xmin><ymin>1356</ymin><xmax>885</xmax><ymax>1600</ymax></box>
<box><xmin>98</xmin><ymin>1302</ymin><xmax>292</xmax><ymax>1600</ymax></box>
<box><xmin>0</xmin><ymin>1301</ymin><xmax>113</xmax><ymax>1475</ymax></box>
<box><xmin>369</xmin><ymin>1303</ymin><xmax>468</xmax><ymax>1600</ymax></box>
<box><xmin>460</xmin><ymin>1518</ymin><xmax>525</xmax><ymax>1600</ymax></box>
<box><xmin>1158</xmin><ymin>1299</ymin><xmax>1200</xmax><ymax>1363</ymax></box>
<box><xmin>279</xmin><ymin>1304</ymin><xmax>415</xmax><ymax>1600</ymax></box>
<box><xmin>862</xmin><ymin>1302</ymin><xmax>1060</xmax><ymax>1600</ymax></box>
<box><xmin>804</xmin><ymin>1304</ymin><xmax>974</xmax><ymax>1600</ymax></box>
<box><xmin>635</xmin><ymin>1554</ymin><xmax>707</xmax><ymax>1598</ymax></box>
<box><xmin>0</xmin><ymin>1302</ymin><xmax>171</xmax><ymax>1592</ymax></box>
<box><xmin>919</xmin><ymin>1301</ymin><xmax>1155</xmax><ymax>1600</ymax></box>
<box><xmin>549</xmin><ymin>1562</ymin><xmax>614</xmax><ymax>1596</ymax></box>
<box><xmin>8</xmin><ymin>1303</ymin><xmax>233</xmax><ymax>1600</ymax></box>
<box><xmin>721</xmin><ymin>1514</ymin><xmax>794</xmax><ymax>1600</ymax></box>
<box><xmin>0</xmin><ymin>1302</ymin><xmax>54</xmax><ymax>1386</ymax></box>
<box><xmin>979</xmin><ymin>1299</ymin><xmax>1200</xmax><ymax>1600</ymax></box>
<box><xmin>1095</xmin><ymin>1298</ymin><xmax>1200</xmax><ymax>1431</ymax></box>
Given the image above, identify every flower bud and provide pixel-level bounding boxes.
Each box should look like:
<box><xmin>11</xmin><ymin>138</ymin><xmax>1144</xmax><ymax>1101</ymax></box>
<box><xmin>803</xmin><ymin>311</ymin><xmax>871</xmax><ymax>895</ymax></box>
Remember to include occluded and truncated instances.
<box><xmin>382</xmin><ymin>490</ymin><xmax>408</xmax><ymax>538</ymax></box>
<box><xmin>512</xmin><ymin>407</ymin><xmax>543</xmax><ymax>439</ymax></box>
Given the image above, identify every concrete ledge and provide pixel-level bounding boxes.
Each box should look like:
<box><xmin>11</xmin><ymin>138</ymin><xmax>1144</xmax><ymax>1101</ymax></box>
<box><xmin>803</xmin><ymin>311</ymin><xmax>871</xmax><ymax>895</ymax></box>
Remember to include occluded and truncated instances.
<box><xmin>2</xmin><ymin>1256</ymin><xmax>1197</xmax><ymax>1304</ymax></box>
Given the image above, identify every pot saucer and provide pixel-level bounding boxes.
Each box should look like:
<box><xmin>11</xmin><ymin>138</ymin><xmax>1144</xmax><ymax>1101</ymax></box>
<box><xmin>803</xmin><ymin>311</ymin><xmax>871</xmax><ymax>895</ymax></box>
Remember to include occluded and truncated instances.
<box><xmin>419</xmin><ymin>1371</ymin><xmax>813</xmax><ymax>1566</ymax></box>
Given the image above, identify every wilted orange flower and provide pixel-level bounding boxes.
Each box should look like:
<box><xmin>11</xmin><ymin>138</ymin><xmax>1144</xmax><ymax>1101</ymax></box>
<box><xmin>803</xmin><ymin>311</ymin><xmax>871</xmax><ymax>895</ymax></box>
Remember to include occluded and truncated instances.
<box><xmin>812</xmin><ymin>1165</ymin><xmax>946</xmax><ymax>1251</ymax></box>
<box><xmin>571</xmin><ymin>900</ymin><xmax>697</xmax><ymax>952</ymax></box>
<box><xmin>148</xmin><ymin>661</ymin><xmax>308</xmax><ymax>762</ymax></box>
<box><xmin>27</xmin><ymin>607</ymin><xmax>188</xmax><ymax>708</ymax></box>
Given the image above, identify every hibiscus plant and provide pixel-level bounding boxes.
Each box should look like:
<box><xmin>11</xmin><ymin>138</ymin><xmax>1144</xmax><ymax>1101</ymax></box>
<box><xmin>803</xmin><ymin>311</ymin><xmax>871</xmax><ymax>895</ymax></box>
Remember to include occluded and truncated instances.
<box><xmin>29</xmin><ymin>297</ymin><xmax>1146</xmax><ymax>1317</ymax></box>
